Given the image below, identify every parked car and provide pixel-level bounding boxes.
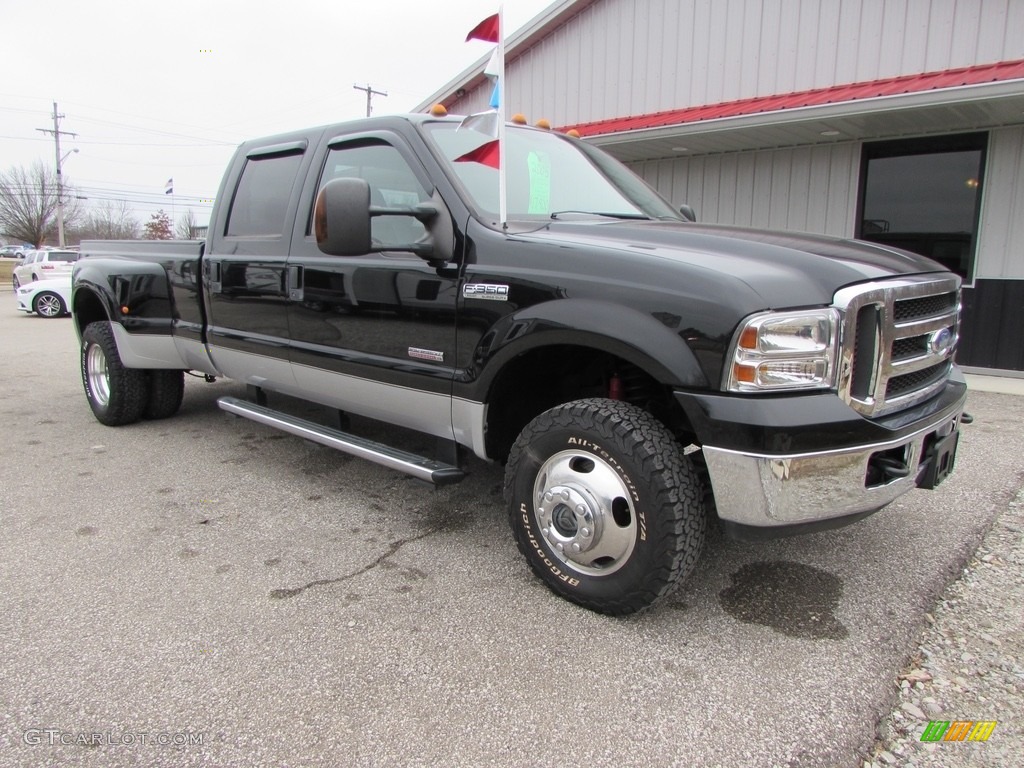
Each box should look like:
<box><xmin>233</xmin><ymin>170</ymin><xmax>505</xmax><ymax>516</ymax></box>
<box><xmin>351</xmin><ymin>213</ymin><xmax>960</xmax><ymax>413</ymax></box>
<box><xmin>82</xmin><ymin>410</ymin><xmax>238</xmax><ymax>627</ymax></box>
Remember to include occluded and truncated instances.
<box><xmin>12</xmin><ymin>249</ymin><xmax>79</xmax><ymax>289</ymax></box>
<box><xmin>0</xmin><ymin>245</ymin><xmax>29</xmax><ymax>259</ymax></box>
<box><xmin>15</xmin><ymin>274</ymin><xmax>72</xmax><ymax>317</ymax></box>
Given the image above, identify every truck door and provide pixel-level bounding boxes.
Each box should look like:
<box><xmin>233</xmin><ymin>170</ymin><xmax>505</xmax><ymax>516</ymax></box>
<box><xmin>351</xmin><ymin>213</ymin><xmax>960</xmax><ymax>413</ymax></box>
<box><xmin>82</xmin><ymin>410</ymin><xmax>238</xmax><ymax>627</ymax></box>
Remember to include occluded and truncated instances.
<box><xmin>285</xmin><ymin>132</ymin><xmax>459</xmax><ymax>441</ymax></box>
<box><xmin>204</xmin><ymin>139</ymin><xmax>309</xmax><ymax>391</ymax></box>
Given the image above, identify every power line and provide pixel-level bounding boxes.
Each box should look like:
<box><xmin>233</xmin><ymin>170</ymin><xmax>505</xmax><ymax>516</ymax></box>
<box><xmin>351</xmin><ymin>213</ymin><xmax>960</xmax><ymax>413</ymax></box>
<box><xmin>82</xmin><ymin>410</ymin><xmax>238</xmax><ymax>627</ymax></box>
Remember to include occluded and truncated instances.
<box><xmin>353</xmin><ymin>84</ymin><xmax>387</xmax><ymax>117</ymax></box>
<box><xmin>35</xmin><ymin>101</ymin><xmax>77</xmax><ymax>248</ymax></box>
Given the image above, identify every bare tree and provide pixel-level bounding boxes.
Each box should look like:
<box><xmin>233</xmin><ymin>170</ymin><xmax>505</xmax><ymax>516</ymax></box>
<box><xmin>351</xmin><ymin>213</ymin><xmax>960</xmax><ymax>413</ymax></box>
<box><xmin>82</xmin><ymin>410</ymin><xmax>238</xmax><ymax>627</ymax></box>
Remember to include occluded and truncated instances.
<box><xmin>0</xmin><ymin>161</ymin><xmax>83</xmax><ymax>246</ymax></box>
<box><xmin>73</xmin><ymin>199</ymin><xmax>140</xmax><ymax>241</ymax></box>
<box><xmin>142</xmin><ymin>209</ymin><xmax>173</xmax><ymax>240</ymax></box>
<box><xmin>175</xmin><ymin>208</ymin><xmax>199</xmax><ymax>239</ymax></box>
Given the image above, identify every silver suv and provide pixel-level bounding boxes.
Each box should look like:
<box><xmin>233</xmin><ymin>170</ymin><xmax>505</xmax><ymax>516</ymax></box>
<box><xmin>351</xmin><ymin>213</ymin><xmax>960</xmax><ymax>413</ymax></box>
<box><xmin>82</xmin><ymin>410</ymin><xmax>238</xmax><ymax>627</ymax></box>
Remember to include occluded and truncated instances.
<box><xmin>13</xmin><ymin>250</ymin><xmax>80</xmax><ymax>289</ymax></box>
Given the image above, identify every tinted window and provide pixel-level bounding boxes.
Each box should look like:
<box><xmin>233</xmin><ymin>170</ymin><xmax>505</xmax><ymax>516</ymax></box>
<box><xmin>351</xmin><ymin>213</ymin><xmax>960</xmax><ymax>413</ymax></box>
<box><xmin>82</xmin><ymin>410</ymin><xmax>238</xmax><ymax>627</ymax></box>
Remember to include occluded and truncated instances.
<box><xmin>315</xmin><ymin>141</ymin><xmax>430</xmax><ymax>248</ymax></box>
<box><xmin>226</xmin><ymin>151</ymin><xmax>303</xmax><ymax>237</ymax></box>
<box><xmin>47</xmin><ymin>251</ymin><xmax>79</xmax><ymax>263</ymax></box>
<box><xmin>859</xmin><ymin>133</ymin><xmax>986</xmax><ymax>280</ymax></box>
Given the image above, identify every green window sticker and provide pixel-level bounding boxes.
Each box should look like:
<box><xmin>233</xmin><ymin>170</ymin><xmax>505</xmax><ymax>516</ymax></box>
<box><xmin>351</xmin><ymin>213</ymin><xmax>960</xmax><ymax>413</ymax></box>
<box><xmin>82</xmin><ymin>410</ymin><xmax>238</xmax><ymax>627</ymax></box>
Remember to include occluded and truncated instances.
<box><xmin>527</xmin><ymin>151</ymin><xmax>551</xmax><ymax>214</ymax></box>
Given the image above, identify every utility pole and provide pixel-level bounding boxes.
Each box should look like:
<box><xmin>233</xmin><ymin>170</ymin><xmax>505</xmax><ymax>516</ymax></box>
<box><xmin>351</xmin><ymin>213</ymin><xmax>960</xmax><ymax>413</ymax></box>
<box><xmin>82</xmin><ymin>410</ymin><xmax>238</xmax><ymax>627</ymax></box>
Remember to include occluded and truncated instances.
<box><xmin>353</xmin><ymin>84</ymin><xmax>387</xmax><ymax>117</ymax></box>
<box><xmin>36</xmin><ymin>101</ymin><xmax>77</xmax><ymax>248</ymax></box>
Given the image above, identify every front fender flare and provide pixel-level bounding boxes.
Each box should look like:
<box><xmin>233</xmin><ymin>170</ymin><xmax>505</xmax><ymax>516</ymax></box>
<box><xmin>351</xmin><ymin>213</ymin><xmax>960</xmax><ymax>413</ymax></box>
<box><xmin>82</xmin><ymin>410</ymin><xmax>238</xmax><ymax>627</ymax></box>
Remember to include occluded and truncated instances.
<box><xmin>467</xmin><ymin>298</ymin><xmax>710</xmax><ymax>396</ymax></box>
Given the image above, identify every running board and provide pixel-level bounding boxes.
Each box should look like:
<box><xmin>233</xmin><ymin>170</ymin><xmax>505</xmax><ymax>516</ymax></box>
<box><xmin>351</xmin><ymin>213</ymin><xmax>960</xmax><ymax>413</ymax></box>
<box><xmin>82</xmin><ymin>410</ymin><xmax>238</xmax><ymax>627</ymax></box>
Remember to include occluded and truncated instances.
<box><xmin>217</xmin><ymin>396</ymin><xmax>465</xmax><ymax>486</ymax></box>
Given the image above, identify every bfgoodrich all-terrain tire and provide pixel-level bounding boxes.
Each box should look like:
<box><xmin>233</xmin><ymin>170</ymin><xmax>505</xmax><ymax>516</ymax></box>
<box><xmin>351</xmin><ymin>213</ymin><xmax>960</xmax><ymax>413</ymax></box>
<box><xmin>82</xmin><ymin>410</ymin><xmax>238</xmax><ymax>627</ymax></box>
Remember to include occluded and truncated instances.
<box><xmin>504</xmin><ymin>398</ymin><xmax>706</xmax><ymax>615</ymax></box>
<box><xmin>143</xmin><ymin>370</ymin><xmax>185</xmax><ymax>420</ymax></box>
<box><xmin>81</xmin><ymin>321</ymin><xmax>148</xmax><ymax>426</ymax></box>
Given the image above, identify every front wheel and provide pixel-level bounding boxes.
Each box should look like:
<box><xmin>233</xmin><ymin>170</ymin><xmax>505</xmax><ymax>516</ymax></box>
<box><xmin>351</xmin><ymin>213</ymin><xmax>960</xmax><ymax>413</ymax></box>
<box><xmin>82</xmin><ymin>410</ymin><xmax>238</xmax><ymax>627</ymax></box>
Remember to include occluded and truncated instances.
<box><xmin>33</xmin><ymin>291</ymin><xmax>66</xmax><ymax>317</ymax></box>
<box><xmin>504</xmin><ymin>398</ymin><xmax>706</xmax><ymax>615</ymax></box>
<box><xmin>81</xmin><ymin>322</ymin><xmax>148</xmax><ymax>426</ymax></box>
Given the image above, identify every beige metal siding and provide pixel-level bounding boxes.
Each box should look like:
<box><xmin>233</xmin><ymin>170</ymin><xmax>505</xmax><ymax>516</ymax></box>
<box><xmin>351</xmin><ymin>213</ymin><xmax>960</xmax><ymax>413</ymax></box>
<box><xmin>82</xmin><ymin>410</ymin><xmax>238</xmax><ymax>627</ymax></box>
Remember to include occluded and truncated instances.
<box><xmin>976</xmin><ymin>126</ymin><xmax>1024</xmax><ymax>279</ymax></box>
<box><xmin>454</xmin><ymin>0</ymin><xmax>1024</xmax><ymax>125</ymax></box>
<box><xmin>630</xmin><ymin>143</ymin><xmax>860</xmax><ymax>237</ymax></box>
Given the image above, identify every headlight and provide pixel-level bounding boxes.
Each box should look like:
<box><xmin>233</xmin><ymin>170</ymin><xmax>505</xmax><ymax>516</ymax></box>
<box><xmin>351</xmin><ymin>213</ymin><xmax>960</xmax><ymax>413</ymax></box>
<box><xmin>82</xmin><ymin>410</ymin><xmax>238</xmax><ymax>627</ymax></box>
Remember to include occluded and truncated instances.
<box><xmin>724</xmin><ymin>309</ymin><xmax>840</xmax><ymax>392</ymax></box>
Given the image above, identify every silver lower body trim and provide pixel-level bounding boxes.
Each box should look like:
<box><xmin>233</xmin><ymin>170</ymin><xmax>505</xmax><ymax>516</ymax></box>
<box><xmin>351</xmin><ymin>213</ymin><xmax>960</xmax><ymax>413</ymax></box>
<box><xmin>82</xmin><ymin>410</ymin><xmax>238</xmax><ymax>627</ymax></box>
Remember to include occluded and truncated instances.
<box><xmin>201</xmin><ymin>347</ymin><xmax>491</xmax><ymax>460</ymax></box>
<box><xmin>111</xmin><ymin>324</ymin><xmax>188</xmax><ymax>369</ymax></box>
<box><xmin>703</xmin><ymin>411</ymin><xmax>961</xmax><ymax>527</ymax></box>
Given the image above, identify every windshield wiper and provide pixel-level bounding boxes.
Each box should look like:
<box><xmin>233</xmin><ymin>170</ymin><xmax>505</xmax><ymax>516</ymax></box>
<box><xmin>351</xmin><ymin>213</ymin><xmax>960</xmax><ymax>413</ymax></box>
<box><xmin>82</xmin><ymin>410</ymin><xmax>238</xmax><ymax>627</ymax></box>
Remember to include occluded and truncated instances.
<box><xmin>549</xmin><ymin>210</ymin><xmax>651</xmax><ymax>220</ymax></box>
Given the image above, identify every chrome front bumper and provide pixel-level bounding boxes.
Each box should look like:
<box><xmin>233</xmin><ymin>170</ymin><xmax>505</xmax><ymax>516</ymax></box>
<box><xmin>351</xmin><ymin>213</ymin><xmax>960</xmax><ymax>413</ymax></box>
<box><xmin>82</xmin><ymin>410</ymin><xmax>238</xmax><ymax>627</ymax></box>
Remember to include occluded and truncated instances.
<box><xmin>702</xmin><ymin>409</ymin><xmax>962</xmax><ymax>528</ymax></box>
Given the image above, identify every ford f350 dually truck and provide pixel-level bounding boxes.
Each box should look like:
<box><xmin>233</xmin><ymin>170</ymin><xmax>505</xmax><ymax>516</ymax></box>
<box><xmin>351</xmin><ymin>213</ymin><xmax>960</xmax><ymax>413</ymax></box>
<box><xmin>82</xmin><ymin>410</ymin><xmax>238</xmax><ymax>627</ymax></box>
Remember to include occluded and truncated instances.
<box><xmin>72</xmin><ymin>113</ymin><xmax>966</xmax><ymax>614</ymax></box>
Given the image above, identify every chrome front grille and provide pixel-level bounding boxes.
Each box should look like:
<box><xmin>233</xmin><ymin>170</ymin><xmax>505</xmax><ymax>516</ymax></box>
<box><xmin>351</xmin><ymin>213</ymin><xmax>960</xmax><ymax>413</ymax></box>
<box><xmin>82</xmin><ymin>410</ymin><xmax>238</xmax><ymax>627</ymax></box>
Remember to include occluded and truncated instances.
<box><xmin>834</xmin><ymin>274</ymin><xmax>961</xmax><ymax>418</ymax></box>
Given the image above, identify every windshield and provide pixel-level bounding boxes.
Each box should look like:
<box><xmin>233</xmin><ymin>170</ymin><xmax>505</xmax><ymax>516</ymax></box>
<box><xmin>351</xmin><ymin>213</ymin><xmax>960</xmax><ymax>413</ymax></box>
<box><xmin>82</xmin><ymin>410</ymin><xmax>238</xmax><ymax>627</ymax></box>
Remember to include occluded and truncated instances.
<box><xmin>422</xmin><ymin>121</ymin><xmax>681</xmax><ymax>222</ymax></box>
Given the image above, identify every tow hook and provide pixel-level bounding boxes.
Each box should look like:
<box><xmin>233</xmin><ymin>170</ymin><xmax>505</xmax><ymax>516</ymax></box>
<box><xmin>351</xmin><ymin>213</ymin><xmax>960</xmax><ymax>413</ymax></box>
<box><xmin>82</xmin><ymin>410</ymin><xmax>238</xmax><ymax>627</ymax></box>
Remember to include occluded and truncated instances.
<box><xmin>866</xmin><ymin>451</ymin><xmax>911</xmax><ymax>488</ymax></box>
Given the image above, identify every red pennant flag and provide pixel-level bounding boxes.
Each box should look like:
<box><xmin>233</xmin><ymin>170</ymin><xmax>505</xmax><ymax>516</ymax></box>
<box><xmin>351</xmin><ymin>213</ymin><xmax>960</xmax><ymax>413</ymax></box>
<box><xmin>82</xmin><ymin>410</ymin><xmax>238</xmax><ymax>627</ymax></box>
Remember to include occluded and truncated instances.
<box><xmin>466</xmin><ymin>13</ymin><xmax>499</xmax><ymax>43</ymax></box>
<box><xmin>454</xmin><ymin>139</ymin><xmax>500</xmax><ymax>169</ymax></box>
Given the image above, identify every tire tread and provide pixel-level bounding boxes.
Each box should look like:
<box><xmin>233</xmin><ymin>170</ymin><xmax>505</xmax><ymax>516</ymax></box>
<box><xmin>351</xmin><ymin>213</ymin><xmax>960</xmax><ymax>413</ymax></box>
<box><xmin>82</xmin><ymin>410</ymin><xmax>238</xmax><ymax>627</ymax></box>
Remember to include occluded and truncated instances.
<box><xmin>504</xmin><ymin>398</ymin><xmax>706</xmax><ymax>615</ymax></box>
<box><xmin>81</xmin><ymin>322</ymin><xmax>148</xmax><ymax>426</ymax></box>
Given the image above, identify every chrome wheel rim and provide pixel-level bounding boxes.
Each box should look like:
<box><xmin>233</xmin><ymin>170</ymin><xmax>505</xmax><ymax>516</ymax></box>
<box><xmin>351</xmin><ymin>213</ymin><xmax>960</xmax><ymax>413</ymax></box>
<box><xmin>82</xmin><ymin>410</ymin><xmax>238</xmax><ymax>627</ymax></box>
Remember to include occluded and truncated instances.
<box><xmin>36</xmin><ymin>294</ymin><xmax>61</xmax><ymax>316</ymax></box>
<box><xmin>532</xmin><ymin>449</ymin><xmax>637</xmax><ymax>576</ymax></box>
<box><xmin>86</xmin><ymin>344</ymin><xmax>111</xmax><ymax>406</ymax></box>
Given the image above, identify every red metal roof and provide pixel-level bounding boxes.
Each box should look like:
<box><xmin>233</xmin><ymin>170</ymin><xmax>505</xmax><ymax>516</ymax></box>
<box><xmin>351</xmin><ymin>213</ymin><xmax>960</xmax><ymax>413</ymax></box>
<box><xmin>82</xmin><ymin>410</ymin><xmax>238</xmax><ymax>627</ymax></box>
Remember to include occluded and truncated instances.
<box><xmin>564</xmin><ymin>60</ymin><xmax>1024</xmax><ymax>137</ymax></box>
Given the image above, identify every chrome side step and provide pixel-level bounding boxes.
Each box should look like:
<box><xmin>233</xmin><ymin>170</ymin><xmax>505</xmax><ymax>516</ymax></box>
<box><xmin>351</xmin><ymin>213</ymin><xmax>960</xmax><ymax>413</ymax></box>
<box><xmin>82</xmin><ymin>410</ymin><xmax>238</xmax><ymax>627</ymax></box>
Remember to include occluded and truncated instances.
<box><xmin>217</xmin><ymin>396</ymin><xmax>465</xmax><ymax>486</ymax></box>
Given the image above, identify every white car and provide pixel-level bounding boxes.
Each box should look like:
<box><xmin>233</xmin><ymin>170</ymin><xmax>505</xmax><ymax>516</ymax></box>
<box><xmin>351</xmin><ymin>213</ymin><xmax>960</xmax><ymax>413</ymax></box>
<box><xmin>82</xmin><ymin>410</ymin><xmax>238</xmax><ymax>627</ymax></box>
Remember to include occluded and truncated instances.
<box><xmin>15</xmin><ymin>275</ymin><xmax>72</xmax><ymax>318</ymax></box>
<box><xmin>12</xmin><ymin>249</ymin><xmax>79</xmax><ymax>289</ymax></box>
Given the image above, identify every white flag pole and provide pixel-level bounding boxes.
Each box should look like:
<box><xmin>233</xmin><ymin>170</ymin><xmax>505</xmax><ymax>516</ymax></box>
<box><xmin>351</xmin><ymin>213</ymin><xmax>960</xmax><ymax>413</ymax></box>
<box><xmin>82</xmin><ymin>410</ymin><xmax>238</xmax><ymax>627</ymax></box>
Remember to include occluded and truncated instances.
<box><xmin>497</xmin><ymin>6</ymin><xmax>508</xmax><ymax>231</ymax></box>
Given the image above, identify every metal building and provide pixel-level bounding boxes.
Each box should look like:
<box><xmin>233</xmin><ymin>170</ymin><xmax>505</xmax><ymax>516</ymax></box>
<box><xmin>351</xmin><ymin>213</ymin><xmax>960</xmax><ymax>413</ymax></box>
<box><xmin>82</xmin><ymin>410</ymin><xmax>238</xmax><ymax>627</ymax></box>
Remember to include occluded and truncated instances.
<box><xmin>419</xmin><ymin>0</ymin><xmax>1024</xmax><ymax>373</ymax></box>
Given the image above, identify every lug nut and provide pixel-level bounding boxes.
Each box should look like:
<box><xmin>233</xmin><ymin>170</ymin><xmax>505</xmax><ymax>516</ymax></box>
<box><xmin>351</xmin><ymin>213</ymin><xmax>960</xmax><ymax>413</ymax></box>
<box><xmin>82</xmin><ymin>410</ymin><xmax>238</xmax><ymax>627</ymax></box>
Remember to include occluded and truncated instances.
<box><xmin>581</xmin><ymin>528</ymin><xmax>591</xmax><ymax>538</ymax></box>
<box><xmin>561</xmin><ymin>489</ymin><xmax>571</xmax><ymax>501</ymax></box>
<box><xmin>556</xmin><ymin>543</ymin><xmax>564</xmax><ymax>552</ymax></box>
<box><xmin>571</xmin><ymin>543</ymin><xmax>581</xmax><ymax>553</ymax></box>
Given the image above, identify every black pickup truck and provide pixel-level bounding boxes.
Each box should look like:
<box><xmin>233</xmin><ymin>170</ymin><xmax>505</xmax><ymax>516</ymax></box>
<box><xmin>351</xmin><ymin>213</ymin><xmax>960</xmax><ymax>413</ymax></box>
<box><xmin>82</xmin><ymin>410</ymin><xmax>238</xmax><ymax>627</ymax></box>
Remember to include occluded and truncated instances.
<box><xmin>72</xmin><ymin>113</ymin><xmax>966</xmax><ymax>614</ymax></box>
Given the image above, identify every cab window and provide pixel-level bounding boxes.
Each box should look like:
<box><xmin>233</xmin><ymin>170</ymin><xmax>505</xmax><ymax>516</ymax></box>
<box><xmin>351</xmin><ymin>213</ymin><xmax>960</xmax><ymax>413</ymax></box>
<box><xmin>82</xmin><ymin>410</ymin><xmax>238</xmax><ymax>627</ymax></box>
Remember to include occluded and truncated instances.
<box><xmin>313</xmin><ymin>141</ymin><xmax>430</xmax><ymax>248</ymax></box>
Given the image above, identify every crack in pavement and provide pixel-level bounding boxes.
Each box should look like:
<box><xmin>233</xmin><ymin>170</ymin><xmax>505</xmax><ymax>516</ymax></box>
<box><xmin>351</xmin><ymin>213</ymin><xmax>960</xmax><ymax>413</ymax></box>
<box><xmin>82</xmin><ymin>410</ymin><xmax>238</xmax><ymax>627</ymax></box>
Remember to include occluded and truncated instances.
<box><xmin>268</xmin><ymin>529</ymin><xmax>436</xmax><ymax>600</ymax></box>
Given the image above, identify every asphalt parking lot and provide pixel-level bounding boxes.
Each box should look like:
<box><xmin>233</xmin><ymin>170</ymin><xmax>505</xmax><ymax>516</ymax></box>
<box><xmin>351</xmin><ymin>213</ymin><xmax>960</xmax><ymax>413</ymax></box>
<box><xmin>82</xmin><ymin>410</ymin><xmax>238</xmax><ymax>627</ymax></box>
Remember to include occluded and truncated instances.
<box><xmin>1</xmin><ymin>304</ymin><xmax>1021</xmax><ymax>768</ymax></box>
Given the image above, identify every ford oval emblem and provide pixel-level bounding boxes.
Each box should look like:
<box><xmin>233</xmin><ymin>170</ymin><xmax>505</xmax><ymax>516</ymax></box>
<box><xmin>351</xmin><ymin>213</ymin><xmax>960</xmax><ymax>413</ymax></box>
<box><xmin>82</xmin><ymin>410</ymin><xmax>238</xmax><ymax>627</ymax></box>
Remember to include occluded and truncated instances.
<box><xmin>928</xmin><ymin>328</ymin><xmax>954</xmax><ymax>356</ymax></box>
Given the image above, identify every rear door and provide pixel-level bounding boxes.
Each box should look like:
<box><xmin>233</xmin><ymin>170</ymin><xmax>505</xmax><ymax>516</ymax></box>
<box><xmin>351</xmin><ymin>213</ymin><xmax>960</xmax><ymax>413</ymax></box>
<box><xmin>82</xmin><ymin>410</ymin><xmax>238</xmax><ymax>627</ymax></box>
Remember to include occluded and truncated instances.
<box><xmin>203</xmin><ymin>136</ymin><xmax>312</xmax><ymax>392</ymax></box>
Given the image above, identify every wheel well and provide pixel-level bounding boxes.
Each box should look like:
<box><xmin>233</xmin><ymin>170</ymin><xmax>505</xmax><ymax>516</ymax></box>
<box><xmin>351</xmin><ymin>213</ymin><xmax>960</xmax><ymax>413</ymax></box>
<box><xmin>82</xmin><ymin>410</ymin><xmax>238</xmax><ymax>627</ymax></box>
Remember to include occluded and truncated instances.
<box><xmin>73</xmin><ymin>288</ymin><xmax>110</xmax><ymax>336</ymax></box>
<box><xmin>484</xmin><ymin>345</ymin><xmax>695</xmax><ymax>461</ymax></box>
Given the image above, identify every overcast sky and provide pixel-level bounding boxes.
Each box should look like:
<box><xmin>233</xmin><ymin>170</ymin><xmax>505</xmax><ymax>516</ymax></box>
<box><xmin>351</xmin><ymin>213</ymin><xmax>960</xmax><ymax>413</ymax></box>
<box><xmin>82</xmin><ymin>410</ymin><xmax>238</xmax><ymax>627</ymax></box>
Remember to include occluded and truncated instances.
<box><xmin>2</xmin><ymin>0</ymin><xmax>554</xmax><ymax>233</ymax></box>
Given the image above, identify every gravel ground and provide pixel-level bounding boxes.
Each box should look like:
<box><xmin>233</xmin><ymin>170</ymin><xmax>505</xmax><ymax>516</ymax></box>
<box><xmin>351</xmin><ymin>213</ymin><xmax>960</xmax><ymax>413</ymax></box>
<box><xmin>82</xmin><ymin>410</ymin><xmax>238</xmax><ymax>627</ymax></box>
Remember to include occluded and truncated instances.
<box><xmin>865</xmin><ymin>486</ymin><xmax>1024</xmax><ymax>767</ymax></box>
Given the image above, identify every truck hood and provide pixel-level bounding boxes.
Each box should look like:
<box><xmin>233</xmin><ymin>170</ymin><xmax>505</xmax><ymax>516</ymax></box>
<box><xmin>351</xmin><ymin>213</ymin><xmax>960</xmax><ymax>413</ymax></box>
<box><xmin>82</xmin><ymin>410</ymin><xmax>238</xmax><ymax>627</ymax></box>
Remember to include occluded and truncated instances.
<box><xmin>519</xmin><ymin>220</ymin><xmax>947</xmax><ymax>308</ymax></box>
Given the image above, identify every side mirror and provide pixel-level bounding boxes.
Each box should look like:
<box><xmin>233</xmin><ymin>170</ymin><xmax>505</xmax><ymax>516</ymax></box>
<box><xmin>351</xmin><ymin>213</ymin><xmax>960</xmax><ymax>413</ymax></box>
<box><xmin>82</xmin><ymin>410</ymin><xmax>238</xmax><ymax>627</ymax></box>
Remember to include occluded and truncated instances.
<box><xmin>679</xmin><ymin>204</ymin><xmax>697</xmax><ymax>222</ymax></box>
<box><xmin>315</xmin><ymin>178</ymin><xmax>455</xmax><ymax>266</ymax></box>
<box><xmin>315</xmin><ymin>178</ymin><xmax>372</xmax><ymax>256</ymax></box>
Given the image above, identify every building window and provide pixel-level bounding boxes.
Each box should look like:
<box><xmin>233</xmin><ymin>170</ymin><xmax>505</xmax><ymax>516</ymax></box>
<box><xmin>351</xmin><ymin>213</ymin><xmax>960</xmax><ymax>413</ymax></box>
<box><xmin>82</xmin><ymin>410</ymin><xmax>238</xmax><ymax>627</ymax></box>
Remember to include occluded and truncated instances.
<box><xmin>857</xmin><ymin>133</ymin><xmax>986</xmax><ymax>281</ymax></box>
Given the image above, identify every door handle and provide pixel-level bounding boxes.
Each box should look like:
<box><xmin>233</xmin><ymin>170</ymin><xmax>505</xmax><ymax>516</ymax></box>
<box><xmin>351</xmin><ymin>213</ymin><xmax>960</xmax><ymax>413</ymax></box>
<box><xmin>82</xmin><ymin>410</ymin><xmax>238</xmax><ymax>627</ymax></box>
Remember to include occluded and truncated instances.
<box><xmin>204</xmin><ymin>260</ymin><xmax>222</xmax><ymax>293</ymax></box>
<box><xmin>288</xmin><ymin>265</ymin><xmax>304</xmax><ymax>301</ymax></box>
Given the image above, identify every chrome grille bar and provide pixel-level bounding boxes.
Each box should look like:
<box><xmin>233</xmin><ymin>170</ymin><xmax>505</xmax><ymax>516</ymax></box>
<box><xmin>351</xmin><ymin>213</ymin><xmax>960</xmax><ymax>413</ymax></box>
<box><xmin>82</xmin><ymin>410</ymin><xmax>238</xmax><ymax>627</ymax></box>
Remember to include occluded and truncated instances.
<box><xmin>834</xmin><ymin>274</ymin><xmax>961</xmax><ymax>418</ymax></box>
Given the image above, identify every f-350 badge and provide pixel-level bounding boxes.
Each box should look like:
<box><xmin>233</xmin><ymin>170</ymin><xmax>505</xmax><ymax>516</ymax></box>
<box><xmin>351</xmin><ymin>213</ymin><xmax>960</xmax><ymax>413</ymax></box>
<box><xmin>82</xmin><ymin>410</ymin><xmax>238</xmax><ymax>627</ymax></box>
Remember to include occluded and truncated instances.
<box><xmin>462</xmin><ymin>283</ymin><xmax>509</xmax><ymax>301</ymax></box>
